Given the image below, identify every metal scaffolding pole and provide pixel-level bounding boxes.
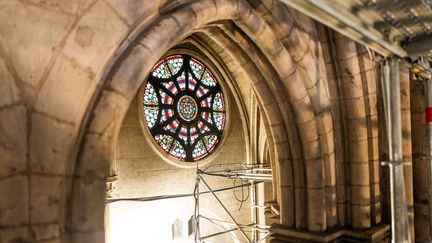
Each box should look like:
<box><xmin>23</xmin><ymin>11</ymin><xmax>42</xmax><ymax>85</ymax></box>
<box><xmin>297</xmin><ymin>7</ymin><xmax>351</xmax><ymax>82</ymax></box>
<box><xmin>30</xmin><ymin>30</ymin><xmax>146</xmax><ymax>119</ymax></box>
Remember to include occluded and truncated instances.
<box><xmin>197</xmin><ymin>173</ymin><xmax>253</xmax><ymax>243</ymax></box>
<box><xmin>193</xmin><ymin>165</ymin><xmax>272</xmax><ymax>242</ymax></box>
<box><xmin>382</xmin><ymin>56</ymin><xmax>411</xmax><ymax>243</ymax></box>
<box><xmin>250</xmin><ymin>177</ymin><xmax>257</xmax><ymax>242</ymax></box>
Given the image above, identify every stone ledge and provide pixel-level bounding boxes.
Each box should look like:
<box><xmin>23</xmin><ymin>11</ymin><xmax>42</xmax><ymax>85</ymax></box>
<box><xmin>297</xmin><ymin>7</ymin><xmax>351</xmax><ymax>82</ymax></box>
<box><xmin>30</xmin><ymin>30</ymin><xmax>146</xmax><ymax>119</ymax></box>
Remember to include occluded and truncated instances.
<box><xmin>270</xmin><ymin>223</ymin><xmax>390</xmax><ymax>242</ymax></box>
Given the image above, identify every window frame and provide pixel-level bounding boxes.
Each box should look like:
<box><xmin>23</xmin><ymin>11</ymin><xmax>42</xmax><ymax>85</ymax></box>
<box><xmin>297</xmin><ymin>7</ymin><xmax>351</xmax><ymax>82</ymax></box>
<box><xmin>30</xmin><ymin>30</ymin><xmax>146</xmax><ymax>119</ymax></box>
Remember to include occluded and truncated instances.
<box><xmin>137</xmin><ymin>48</ymin><xmax>231</xmax><ymax>168</ymax></box>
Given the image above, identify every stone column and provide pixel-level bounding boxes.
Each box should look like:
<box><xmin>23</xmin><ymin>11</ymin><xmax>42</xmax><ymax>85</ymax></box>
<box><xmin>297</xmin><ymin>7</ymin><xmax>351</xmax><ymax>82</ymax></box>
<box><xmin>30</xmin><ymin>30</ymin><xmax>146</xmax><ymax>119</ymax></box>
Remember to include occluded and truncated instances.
<box><xmin>410</xmin><ymin>73</ymin><xmax>431</xmax><ymax>241</ymax></box>
<box><xmin>334</xmin><ymin>34</ymin><xmax>371</xmax><ymax>229</ymax></box>
<box><xmin>400</xmin><ymin>67</ymin><xmax>415</xmax><ymax>241</ymax></box>
<box><xmin>105</xmin><ymin>151</ymin><xmax>118</xmax><ymax>243</ymax></box>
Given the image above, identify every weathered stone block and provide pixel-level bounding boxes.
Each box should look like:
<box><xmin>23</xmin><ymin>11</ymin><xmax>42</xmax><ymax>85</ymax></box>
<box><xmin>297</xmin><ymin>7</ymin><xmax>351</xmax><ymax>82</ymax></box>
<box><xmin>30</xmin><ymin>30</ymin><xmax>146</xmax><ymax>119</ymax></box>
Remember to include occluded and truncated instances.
<box><xmin>30</xmin><ymin>113</ymin><xmax>74</xmax><ymax>174</ymax></box>
<box><xmin>0</xmin><ymin>106</ymin><xmax>27</xmax><ymax>178</ymax></box>
<box><xmin>32</xmin><ymin>223</ymin><xmax>61</xmax><ymax>242</ymax></box>
<box><xmin>34</xmin><ymin>55</ymin><xmax>94</xmax><ymax>123</ymax></box>
<box><xmin>67</xmin><ymin>178</ymin><xmax>106</xmax><ymax>232</ymax></box>
<box><xmin>30</xmin><ymin>175</ymin><xmax>63</xmax><ymax>223</ymax></box>
<box><xmin>350</xmin><ymin>204</ymin><xmax>371</xmax><ymax>229</ymax></box>
<box><xmin>0</xmin><ymin>0</ymin><xmax>73</xmax><ymax>86</ymax></box>
<box><xmin>348</xmin><ymin>139</ymin><xmax>370</xmax><ymax>161</ymax></box>
<box><xmin>304</xmin><ymin>159</ymin><xmax>325</xmax><ymax>189</ymax></box>
<box><xmin>24</xmin><ymin>0</ymin><xmax>92</xmax><ymax>15</ymax></box>
<box><xmin>0</xmin><ymin>175</ymin><xmax>28</xmax><ymax>226</ymax></box>
<box><xmin>350</xmin><ymin>185</ymin><xmax>370</xmax><ymax>205</ymax></box>
<box><xmin>0</xmin><ymin>226</ymin><xmax>28</xmax><ymax>243</ymax></box>
<box><xmin>349</xmin><ymin>162</ymin><xmax>370</xmax><ymax>186</ymax></box>
<box><xmin>106</xmin><ymin>0</ymin><xmax>155</xmax><ymax>26</ymax></box>
<box><xmin>62</xmin><ymin>0</ymin><xmax>128</xmax><ymax>74</ymax></box>
<box><xmin>344</xmin><ymin>97</ymin><xmax>366</xmax><ymax>119</ymax></box>
<box><xmin>414</xmin><ymin>203</ymin><xmax>431</xmax><ymax>241</ymax></box>
<box><xmin>307</xmin><ymin>188</ymin><xmax>326</xmax><ymax>231</ymax></box>
<box><xmin>0</xmin><ymin>57</ymin><xmax>20</xmax><ymax>108</ymax></box>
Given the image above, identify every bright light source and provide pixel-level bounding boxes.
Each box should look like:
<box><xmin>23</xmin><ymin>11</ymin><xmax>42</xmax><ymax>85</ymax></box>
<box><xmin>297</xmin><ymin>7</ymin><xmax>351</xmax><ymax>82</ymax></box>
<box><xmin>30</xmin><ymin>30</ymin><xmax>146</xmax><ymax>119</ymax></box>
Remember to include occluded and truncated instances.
<box><xmin>108</xmin><ymin>198</ymin><xmax>240</xmax><ymax>243</ymax></box>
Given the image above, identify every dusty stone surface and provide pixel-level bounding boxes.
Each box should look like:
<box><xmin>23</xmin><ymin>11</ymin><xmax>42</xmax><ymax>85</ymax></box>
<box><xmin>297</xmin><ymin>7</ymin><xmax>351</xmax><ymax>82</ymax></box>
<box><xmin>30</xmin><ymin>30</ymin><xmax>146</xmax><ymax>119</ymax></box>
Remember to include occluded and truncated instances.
<box><xmin>0</xmin><ymin>0</ymin><xmax>424</xmax><ymax>242</ymax></box>
<box><xmin>0</xmin><ymin>0</ymin><xmax>74</xmax><ymax>88</ymax></box>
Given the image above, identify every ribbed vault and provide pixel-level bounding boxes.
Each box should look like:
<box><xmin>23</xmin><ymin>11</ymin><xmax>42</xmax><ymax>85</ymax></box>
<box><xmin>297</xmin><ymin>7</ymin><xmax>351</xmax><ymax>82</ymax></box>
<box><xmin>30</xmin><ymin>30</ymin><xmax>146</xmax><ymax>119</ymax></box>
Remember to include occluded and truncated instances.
<box><xmin>61</xmin><ymin>0</ymin><xmax>379</xmax><ymax>241</ymax></box>
<box><xmin>0</xmin><ymin>0</ymin><xmax>401</xmax><ymax>242</ymax></box>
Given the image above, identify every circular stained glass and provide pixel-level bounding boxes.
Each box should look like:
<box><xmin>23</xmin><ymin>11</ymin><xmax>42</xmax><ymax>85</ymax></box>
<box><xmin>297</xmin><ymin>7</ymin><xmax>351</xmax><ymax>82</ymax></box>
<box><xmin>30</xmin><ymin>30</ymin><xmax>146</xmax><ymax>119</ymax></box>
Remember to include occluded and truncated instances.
<box><xmin>177</xmin><ymin>95</ymin><xmax>198</xmax><ymax>121</ymax></box>
<box><xmin>143</xmin><ymin>54</ymin><xmax>226</xmax><ymax>162</ymax></box>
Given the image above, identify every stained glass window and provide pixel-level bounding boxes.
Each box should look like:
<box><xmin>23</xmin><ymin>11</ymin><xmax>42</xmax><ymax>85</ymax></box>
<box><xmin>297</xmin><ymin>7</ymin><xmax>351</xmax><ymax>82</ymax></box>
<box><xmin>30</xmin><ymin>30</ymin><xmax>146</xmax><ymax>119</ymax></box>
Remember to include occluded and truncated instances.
<box><xmin>143</xmin><ymin>54</ymin><xmax>226</xmax><ymax>162</ymax></box>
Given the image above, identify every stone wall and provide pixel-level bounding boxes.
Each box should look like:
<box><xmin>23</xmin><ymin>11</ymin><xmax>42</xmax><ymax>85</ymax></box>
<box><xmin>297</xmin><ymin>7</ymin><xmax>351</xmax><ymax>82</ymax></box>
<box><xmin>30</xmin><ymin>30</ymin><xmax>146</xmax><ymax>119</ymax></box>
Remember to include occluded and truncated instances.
<box><xmin>0</xmin><ymin>0</ymin><xmax>431</xmax><ymax>242</ymax></box>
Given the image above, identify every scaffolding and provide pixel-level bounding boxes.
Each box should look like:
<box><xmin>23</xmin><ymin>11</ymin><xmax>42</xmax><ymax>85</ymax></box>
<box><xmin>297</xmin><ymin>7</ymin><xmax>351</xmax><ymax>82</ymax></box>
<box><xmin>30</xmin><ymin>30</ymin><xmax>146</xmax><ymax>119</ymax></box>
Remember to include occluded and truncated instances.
<box><xmin>106</xmin><ymin>163</ymin><xmax>273</xmax><ymax>243</ymax></box>
<box><xmin>193</xmin><ymin>164</ymin><xmax>273</xmax><ymax>243</ymax></box>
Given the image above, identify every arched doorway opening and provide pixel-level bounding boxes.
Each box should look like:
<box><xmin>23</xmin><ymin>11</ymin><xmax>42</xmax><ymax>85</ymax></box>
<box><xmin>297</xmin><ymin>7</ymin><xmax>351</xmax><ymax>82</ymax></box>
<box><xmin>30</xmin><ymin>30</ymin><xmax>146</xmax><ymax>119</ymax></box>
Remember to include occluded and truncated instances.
<box><xmin>65</xmin><ymin>1</ymin><xmax>328</xmax><ymax>241</ymax></box>
<box><xmin>105</xmin><ymin>41</ymin><xmax>270</xmax><ymax>242</ymax></box>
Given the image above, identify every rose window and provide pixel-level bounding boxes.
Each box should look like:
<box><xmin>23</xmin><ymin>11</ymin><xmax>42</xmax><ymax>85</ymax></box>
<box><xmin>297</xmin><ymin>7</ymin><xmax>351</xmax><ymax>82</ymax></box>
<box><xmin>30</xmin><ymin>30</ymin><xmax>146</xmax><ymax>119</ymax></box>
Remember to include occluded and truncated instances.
<box><xmin>143</xmin><ymin>54</ymin><xmax>226</xmax><ymax>162</ymax></box>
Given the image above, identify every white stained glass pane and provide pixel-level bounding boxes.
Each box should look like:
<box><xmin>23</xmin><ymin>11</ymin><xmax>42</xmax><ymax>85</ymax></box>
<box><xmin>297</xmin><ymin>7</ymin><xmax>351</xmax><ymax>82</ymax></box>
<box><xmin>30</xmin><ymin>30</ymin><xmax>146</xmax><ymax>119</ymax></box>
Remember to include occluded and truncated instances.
<box><xmin>143</xmin><ymin>83</ymin><xmax>158</xmax><ymax>106</ymax></box>
<box><xmin>151</xmin><ymin>55</ymin><xmax>183</xmax><ymax>78</ymax></box>
<box><xmin>154</xmin><ymin>134</ymin><xmax>174</xmax><ymax>154</ymax></box>
<box><xmin>192</xmin><ymin>140</ymin><xmax>208</xmax><ymax>160</ymax></box>
<box><xmin>144</xmin><ymin>105</ymin><xmax>159</xmax><ymax>128</ymax></box>
<box><xmin>169</xmin><ymin>139</ymin><xmax>186</xmax><ymax>160</ymax></box>
<box><xmin>165</xmin><ymin>55</ymin><xmax>183</xmax><ymax>76</ymax></box>
<box><xmin>212</xmin><ymin>92</ymin><xmax>224</xmax><ymax>111</ymax></box>
<box><xmin>190</xmin><ymin>58</ymin><xmax>205</xmax><ymax>80</ymax></box>
<box><xmin>203</xmin><ymin>135</ymin><xmax>218</xmax><ymax>153</ymax></box>
<box><xmin>201</xmin><ymin>69</ymin><xmax>217</xmax><ymax>86</ymax></box>
<box><xmin>213</xmin><ymin>112</ymin><xmax>224</xmax><ymax>131</ymax></box>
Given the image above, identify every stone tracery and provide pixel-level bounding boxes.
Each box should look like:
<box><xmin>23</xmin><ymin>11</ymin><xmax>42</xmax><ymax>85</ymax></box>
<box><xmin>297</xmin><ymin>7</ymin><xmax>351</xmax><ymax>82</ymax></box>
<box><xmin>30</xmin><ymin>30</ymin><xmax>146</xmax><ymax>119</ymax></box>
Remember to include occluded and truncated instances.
<box><xmin>143</xmin><ymin>54</ymin><xmax>226</xmax><ymax>162</ymax></box>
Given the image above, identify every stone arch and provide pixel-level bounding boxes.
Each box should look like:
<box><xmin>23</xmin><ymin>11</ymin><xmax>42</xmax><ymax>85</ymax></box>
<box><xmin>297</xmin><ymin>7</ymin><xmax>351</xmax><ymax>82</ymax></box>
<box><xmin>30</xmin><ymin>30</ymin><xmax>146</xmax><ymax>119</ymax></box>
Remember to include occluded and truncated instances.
<box><xmin>65</xmin><ymin>0</ymin><xmax>333</xmax><ymax>241</ymax></box>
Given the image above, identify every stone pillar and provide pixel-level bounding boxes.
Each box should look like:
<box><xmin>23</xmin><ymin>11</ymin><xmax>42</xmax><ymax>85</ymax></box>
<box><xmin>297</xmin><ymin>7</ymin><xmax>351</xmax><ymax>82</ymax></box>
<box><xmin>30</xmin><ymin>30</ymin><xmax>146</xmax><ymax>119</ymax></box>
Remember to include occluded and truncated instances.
<box><xmin>400</xmin><ymin>67</ymin><xmax>415</xmax><ymax>241</ymax></box>
<box><xmin>356</xmin><ymin>44</ymin><xmax>382</xmax><ymax>226</ymax></box>
<box><xmin>334</xmin><ymin>34</ymin><xmax>371</xmax><ymax>229</ymax></box>
<box><xmin>410</xmin><ymin>73</ymin><xmax>431</xmax><ymax>241</ymax></box>
<box><xmin>105</xmin><ymin>155</ymin><xmax>118</xmax><ymax>243</ymax></box>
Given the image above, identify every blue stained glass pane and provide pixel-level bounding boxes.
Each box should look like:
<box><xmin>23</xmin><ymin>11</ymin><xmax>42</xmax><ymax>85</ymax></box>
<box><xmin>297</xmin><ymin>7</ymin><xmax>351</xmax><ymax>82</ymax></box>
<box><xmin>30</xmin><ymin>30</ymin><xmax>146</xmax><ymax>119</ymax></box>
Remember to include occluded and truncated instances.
<box><xmin>162</xmin><ymin>81</ymin><xmax>178</xmax><ymax>95</ymax></box>
<box><xmin>200</xmin><ymin>96</ymin><xmax>212</xmax><ymax>108</ymax></box>
<box><xmin>196</xmin><ymin>86</ymin><xmax>209</xmax><ymax>98</ymax></box>
<box><xmin>164</xmin><ymin>119</ymin><xmax>179</xmax><ymax>133</ymax></box>
<box><xmin>161</xmin><ymin>109</ymin><xmax>174</xmax><ymax>123</ymax></box>
<box><xmin>188</xmin><ymin>78</ymin><xmax>198</xmax><ymax>91</ymax></box>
